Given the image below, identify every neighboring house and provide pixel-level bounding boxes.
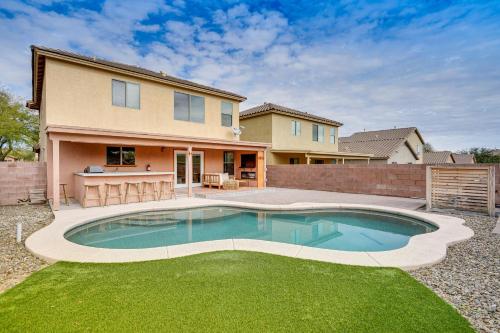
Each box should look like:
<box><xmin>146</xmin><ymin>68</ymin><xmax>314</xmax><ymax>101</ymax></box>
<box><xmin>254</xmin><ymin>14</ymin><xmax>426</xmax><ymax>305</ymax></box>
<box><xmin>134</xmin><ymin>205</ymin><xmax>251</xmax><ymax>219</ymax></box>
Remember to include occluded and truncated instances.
<box><xmin>339</xmin><ymin>127</ymin><xmax>425</xmax><ymax>164</ymax></box>
<box><xmin>451</xmin><ymin>153</ymin><xmax>475</xmax><ymax>164</ymax></box>
<box><xmin>239</xmin><ymin>103</ymin><xmax>372</xmax><ymax>165</ymax></box>
<box><xmin>28</xmin><ymin>46</ymin><xmax>268</xmax><ymax>210</ymax></box>
<box><xmin>423</xmin><ymin>151</ymin><xmax>455</xmax><ymax>164</ymax></box>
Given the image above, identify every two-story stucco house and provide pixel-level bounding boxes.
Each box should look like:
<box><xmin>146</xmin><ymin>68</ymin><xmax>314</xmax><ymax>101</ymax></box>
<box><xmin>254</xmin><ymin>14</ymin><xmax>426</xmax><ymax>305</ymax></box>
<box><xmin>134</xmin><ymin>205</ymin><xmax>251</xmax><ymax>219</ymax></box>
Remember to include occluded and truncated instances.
<box><xmin>28</xmin><ymin>46</ymin><xmax>268</xmax><ymax>210</ymax></box>
<box><xmin>239</xmin><ymin>103</ymin><xmax>372</xmax><ymax>165</ymax></box>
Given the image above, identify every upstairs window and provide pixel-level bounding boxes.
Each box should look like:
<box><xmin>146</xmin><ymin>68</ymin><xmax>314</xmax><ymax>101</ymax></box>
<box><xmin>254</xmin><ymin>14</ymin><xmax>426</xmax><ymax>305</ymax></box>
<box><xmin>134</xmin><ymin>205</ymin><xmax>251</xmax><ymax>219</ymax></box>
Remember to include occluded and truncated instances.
<box><xmin>289</xmin><ymin>157</ymin><xmax>300</xmax><ymax>164</ymax></box>
<box><xmin>291</xmin><ymin>120</ymin><xmax>301</xmax><ymax>136</ymax></box>
<box><xmin>106</xmin><ymin>146</ymin><xmax>136</xmax><ymax>166</ymax></box>
<box><xmin>221</xmin><ymin>101</ymin><xmax>233</xmax><ymax>127</ymax></box>
<box><xmin>112</xmin><ymin>79</ymin><xmax>140</xmax><ymax>109</ymax></box>
<box><xmin>174</xmin><ymin>92</ymin><xmax>205</xmax><ymax>123</ymax></box>
<box><xmin>330</xmin><ymin>127</ymin><xmax>336</xmax><ymax>144</ymax></box>
<box><xmin>312</xmin><ymin>124</ymin><xmax>324</xmax><ymax>142</ymax></box>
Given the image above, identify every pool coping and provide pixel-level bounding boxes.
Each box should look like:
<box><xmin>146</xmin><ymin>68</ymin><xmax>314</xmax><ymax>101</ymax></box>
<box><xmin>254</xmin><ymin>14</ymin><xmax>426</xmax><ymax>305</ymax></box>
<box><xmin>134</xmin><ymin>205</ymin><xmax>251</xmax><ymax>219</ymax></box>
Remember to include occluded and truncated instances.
<box><xmin>25</xmin><ymin>198</ymin><xmax>474</xmax><ymax>270</ymax></box>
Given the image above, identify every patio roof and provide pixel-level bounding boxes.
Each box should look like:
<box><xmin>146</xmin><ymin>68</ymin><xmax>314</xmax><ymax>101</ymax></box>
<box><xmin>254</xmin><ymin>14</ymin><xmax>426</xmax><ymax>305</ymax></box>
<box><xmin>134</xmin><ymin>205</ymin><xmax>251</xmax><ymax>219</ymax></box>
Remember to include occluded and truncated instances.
<box><xmin>46</xmin><ymin>125</ymin><xmax>271</xmax><ymax>151</ymax></box>
<box><xmin>270</xmin><ymin>149</ymin><xmax>372</xmax><ymax>158</ymax></box>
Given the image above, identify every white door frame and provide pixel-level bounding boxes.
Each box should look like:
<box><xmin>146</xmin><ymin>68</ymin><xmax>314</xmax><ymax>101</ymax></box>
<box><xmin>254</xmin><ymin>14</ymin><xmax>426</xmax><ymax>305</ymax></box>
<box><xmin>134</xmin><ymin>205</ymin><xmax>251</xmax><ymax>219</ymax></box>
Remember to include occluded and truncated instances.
<box><xmin>174</xmin><ymin>150</ymin><xmax>204</xmax><ymax>188</ymax></box>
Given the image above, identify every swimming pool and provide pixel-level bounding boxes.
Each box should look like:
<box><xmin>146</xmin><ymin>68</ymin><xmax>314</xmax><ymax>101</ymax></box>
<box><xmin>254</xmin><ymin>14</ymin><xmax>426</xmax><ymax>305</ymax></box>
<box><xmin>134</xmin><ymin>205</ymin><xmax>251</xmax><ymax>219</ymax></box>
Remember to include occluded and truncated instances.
<box><xmin>65</xmin><ymin>206</ymin><xmax>437</xmax><ymax>252</ymax></box>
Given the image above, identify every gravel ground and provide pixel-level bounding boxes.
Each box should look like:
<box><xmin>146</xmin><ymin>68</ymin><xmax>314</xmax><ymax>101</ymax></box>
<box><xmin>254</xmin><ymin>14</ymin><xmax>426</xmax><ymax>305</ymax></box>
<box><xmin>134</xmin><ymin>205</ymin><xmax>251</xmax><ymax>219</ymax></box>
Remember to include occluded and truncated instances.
<box><xmin>0</xmin><ymin>204</ymin><xmax>53</xmax><ymax>293</ymax></box>
<box><xmin>411</xmin><ymin>213</ymin><xmax>499</xmax><ymax>333</ymax></box>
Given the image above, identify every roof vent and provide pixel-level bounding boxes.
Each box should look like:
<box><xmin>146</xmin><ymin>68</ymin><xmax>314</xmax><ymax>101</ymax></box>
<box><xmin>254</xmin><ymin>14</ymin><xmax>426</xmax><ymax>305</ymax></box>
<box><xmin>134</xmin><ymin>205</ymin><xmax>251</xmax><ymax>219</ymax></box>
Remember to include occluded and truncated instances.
<box><xmin>160</xmin><ymin>71</ymin><xmax>167</xmax><ymax>77</ymax></box>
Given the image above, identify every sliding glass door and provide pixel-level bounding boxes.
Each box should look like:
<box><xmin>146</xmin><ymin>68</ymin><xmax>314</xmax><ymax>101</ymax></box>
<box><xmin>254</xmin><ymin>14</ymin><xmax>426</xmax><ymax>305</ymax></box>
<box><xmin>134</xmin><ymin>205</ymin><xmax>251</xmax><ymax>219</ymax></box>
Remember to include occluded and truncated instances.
<box><xmin>174</xmin><ymin>150</ymin><xmax>204</xmax><ymax>188</ymax></box>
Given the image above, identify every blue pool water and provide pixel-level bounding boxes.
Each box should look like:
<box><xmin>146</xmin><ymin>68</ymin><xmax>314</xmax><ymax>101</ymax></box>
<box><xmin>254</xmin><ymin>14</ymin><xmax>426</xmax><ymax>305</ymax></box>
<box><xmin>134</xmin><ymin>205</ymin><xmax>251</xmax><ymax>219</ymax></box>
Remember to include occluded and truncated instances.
<box><xmin>65</xmin><ymin>207</ymin><xmax>437</xmax><ymax>252</ymax></box>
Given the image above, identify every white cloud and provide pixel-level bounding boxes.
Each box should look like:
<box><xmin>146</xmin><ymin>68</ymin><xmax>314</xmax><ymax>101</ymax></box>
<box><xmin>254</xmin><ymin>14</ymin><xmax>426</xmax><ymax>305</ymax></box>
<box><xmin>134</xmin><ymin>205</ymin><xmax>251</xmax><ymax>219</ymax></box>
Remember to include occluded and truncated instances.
<box><xmin>0</xmin><ymin>1</ymin><xmax>498</xmax><ymax>150</ymax></box>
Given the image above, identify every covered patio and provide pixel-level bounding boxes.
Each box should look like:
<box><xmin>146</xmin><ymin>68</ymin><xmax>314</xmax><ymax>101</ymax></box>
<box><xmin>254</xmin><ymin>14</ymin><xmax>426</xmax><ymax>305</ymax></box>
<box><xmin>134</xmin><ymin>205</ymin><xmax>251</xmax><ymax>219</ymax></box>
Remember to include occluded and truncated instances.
<box><xmin>47</xmin><ymin>125</ymin><xmax>269</xmax><ymax>210</ymax></box>
<box><xmin>270</xmin><ymin>149</ymin><xmax>372</xmax><ymax>164</ymax></box>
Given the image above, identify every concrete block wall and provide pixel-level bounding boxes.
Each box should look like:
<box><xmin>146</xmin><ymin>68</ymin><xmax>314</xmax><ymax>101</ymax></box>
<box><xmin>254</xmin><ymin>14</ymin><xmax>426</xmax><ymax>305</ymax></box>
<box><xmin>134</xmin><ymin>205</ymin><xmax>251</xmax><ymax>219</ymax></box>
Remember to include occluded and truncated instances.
<box><xmin>267</xmin><ymin>164</ymin><xmax>427</xmax><ymax>199</ymax></box>
<box><xmin>0</xmin><ymin>162</ymin><xmax>47</xmax><ymax>205</ymax></box>
<box><xmin>267</xmin><ymin>163</ymin><xmax>500</xmax><ymax>204</ymax></box>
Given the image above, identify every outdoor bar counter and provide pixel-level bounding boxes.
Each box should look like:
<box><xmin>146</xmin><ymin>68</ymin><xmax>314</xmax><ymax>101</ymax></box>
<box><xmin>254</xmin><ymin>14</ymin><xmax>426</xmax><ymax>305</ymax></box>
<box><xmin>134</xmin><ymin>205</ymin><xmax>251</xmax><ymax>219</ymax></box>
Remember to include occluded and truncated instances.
<box><xmin>74</xmin><ymin>171</ymin><xmax>174</xmax><ymax>207</ymax></box>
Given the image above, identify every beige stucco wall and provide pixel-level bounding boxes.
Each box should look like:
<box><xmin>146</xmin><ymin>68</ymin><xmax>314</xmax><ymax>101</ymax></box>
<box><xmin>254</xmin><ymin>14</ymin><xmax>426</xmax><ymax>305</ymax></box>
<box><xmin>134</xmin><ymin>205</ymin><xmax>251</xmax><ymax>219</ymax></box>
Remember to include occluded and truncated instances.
<box><xmin>239</xmin><ymin>114</ymin><xmax>273</xmax><ymax>143</ymax></box>
<box><xmin>240</xmin><ymin>113</ymin><xmax>340</xmax><ymax>165</ymax></box>
<box><xmin>271</xmin><ymin>114</ymin><xmax>339</xmax><ymax>153</ymax></box>
<box><xmin>44</xmin><ymin>58</ymin><xmax>240</xmax><ymax>141</ymax></box>
<box><xmin>240</xmin><ymin>113</ymin><xmax>340</xmax><ymax>153</ymax></box>
<box><xmin>269</xmin><ymin>152</ymin><xmax>307</xmax><ymax>165</ymax></box>
<box><xmin>405</xmin><ymin>132</ymin><xmax>424</xmax><ymax>164</ymax></box>
<box><xmin>387</xmin><ymin>143</ymin><xmax>418</xmax><ymax>164</ymax></box>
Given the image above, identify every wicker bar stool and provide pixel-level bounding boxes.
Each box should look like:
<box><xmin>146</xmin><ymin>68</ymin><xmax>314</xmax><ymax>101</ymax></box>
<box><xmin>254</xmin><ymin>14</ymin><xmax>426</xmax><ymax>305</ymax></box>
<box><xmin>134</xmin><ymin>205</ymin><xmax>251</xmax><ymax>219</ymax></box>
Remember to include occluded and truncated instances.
<box><xmin>104</xmin><ymin>183</ymin><xmax>123</xmax><ymax>206</ymax></box>
<box><xmin>158</xmin><ymin>179</ymin><xmax>176</xmax><ymax>200</ymax></box>
<box><xmin>142</xmin><ymin>181</ymin><xmax>158</xmax><ymax>202</ymax></box>
<box><xmin>60</xmin><ymin>183</ymin><xmax>69</xmax><ymax>206</ymax></box>
<box><xmin>82</xmin><ymin>184</ymin><xmax>102</xmax><ymax>208</ymax></box>
<box><xmin>124</xmin><ymin>182</ymin><xmax>142</xmax><ymax>203</ymax></box>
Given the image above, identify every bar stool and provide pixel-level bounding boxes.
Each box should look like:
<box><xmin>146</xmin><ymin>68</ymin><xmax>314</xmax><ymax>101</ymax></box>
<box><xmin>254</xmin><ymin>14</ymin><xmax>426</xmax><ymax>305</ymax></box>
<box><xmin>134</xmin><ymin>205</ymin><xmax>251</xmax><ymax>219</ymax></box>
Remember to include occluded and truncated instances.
<box><xmin>158</xmin><ymin>180</ymin><xmax>176</xmax><ymax>200</ymax></box>
<box><xmin>124</xmin><ymin>182</ymin><xmax>142</xmax><ymax>203</ymax></box>
<box><xmin>142</xmin><ymin>181</ymin><xmax>158</xmax><ymax>202</ymax></box>
<box><xmin>82</xmin><ymin>185</ymin><xmax>102</xmax><ymax>208</ymax></box>
<box><xmin>104</xmin><ymin>183</ymin><xmax>122</xmax><ymax>206</ymax></box>
<box><xmin>60</xmin><ymin>183</ymin><xmax>69</xmax><ymax>206</ymax></box>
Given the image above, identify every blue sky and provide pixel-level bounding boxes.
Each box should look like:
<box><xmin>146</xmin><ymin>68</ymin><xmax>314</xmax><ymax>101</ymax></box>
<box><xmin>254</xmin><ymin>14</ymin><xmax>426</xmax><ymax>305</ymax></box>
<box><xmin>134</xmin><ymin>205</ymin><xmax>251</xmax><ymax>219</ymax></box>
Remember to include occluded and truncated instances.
<box><xmin>1</xmin><ymin>0</ymin><xmax>499</xmax><ymax>150</ymax></box>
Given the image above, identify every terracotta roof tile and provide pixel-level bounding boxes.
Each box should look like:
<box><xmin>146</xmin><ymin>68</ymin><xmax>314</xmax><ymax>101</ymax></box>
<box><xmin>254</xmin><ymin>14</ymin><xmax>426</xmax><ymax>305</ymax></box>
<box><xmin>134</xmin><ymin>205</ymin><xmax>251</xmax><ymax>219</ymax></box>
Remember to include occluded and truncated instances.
<box><xmin>451</xmin><ymin>153</ymin><xmax>475</xmax><ymax>164</ymax></box>
<box><xmin>423</xmin><ymin>151</ymin><xmax>455</xmax><ymax>164</ymax></box>
<box><xmin>338</xmin><ymin>127</ymin><xmax>422</xmax><ymax>159</ymax></box>
<box><xmin>240</xmin><ymin>102</ymin><xmax>343</xmax><ymax>127</ymax></box>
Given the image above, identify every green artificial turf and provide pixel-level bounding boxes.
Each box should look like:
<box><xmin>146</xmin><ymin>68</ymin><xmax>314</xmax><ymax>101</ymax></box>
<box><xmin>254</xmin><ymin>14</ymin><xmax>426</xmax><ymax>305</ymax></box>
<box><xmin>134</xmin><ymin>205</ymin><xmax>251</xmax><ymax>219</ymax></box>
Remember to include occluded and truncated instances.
<box><xmin>0</xmin><ymin>251</ymin><xmax>472</xmax><ymax>332</ymax></box>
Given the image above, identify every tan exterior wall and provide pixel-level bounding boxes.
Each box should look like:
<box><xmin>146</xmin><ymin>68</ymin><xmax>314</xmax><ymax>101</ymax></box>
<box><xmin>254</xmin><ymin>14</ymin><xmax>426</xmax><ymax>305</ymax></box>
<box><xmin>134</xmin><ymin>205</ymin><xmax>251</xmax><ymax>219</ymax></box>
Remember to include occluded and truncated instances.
<box><xmin>271</xmin><ymin>114</ymin><xmax>339</xmax><ymax>153</ymax></box>
<box><xmin>387</xmin><ymin>143</ymin><xmax>418</xmax><ymax>164</ymax></box>
<box><xmin>240</xmin><ymin>113</ymin><xmax>341</xmax><ymax>166</ymax></box>
<box><xmin>239</xmin><ymin>114</ymin><xmax>273</xmax><ymax>143</ymax></box>
<box><xmin>406</xmin><ymin>132</ymin><xmax>424</xmax><ymax>164</ymax></box>
<box><xmin>269</xmin><ymin>152</ymin><xmax>307</xmax><ymax>165</ymax></box>
<box><xmin>44</xmin><ymin>58</ymin><xmax>240</xmax><ymax>141</ymax></box>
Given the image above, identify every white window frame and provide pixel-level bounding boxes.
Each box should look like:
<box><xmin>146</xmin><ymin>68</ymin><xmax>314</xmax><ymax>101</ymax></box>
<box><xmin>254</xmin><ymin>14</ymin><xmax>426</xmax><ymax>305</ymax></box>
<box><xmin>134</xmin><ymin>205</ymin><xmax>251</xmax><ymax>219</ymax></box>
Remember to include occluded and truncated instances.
<box><xmin>221</xmin><ymin>101</ymin><xmax>233</xmax><ymax>127</ymax></box>
<box><xmin>313</xmin><ymin>124</ymin><xmax>324</xmax><ymax>143</ymax></box>
<box><xmin>174</xmin><ymin>91</ymin><xmax>205</xmax><ymax>123</ymax></box>
<box><xmin>291</xmin><ymin>120</ymin><xmax>301</xmax><ymax>136</ymax></box>
<box><xmin>330</xmin><ymin>127</ymin><xmax>336</xmax><ymax>144</ymax></box>
<box><xmin>112</xmin><ymin>79</ymin><xmax>140</xmax><ymax>109</ymax></box>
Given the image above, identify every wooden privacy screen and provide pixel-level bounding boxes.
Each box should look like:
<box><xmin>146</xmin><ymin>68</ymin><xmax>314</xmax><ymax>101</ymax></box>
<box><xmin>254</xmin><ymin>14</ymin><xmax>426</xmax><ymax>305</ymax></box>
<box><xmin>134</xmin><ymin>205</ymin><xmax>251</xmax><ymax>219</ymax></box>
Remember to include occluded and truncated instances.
<box><xmin>426</xmin><ymin>166</ymin><xmax>496</xmax><ymax>216</ymax></box>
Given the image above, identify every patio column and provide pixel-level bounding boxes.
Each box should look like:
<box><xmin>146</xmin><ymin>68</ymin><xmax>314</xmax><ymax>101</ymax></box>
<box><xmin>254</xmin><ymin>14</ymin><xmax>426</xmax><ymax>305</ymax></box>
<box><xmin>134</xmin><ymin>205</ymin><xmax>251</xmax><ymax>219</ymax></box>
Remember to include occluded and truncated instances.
<box><xmin>51</xmin><ymin>138</ymin><xmax>60</xmax><ymax>211</ymax></box>
<box><xmin>367</xmin><ymin>158</ymin><xmax>370</xmax><ymax>165</ymax></box>
<box><xmin>342</xmin><ymin>158</ymin><xmax>345</xmax><ymax>164</ymax></box>
<box><xmin>187</xmin><ymin>145</ymin><xmax>193</xmax><ymax>197</ymax></box>
<box><xmin>257</xmin><ymin>150</ymin><xmax>265</xmax><ymax>188</ymax></box>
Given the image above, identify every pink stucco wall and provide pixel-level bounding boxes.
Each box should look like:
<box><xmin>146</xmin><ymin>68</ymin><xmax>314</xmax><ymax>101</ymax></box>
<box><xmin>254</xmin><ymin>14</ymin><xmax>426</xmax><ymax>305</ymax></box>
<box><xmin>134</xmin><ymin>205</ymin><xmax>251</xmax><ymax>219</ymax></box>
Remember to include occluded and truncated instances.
<box><xmin>47</xmin><ymin>141</ymin><xmax>228</xmax><ymax>199</ymax></box>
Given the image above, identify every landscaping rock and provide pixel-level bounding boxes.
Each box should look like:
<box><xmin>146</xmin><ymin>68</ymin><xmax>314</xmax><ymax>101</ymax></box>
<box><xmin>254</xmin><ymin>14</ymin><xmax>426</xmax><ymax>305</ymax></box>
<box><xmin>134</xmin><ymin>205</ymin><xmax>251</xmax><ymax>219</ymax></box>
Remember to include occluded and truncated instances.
<box><xmin>0</xmin><ymin>204</ymin><xmax>53</xmax><ymax>293</ymax></box>
<box><xmin>411</xmin><ymin>213</ymin><xmax>499</xmax><ymax>333</ymax></box>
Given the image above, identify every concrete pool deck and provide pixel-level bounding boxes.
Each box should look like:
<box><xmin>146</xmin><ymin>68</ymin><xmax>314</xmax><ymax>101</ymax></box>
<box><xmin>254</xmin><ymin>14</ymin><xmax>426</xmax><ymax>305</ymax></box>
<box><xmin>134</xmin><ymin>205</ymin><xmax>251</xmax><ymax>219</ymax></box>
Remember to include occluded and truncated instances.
<box><xmin>201</xmin><ymin>188</ymin><xmax>426</xmax><ymax>210</ymax></box>
<box><xmin>26</xmin><ymin>197</ymin><xmax>473</xmax><ymax>270</ymax></box>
